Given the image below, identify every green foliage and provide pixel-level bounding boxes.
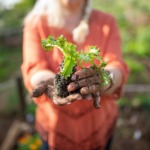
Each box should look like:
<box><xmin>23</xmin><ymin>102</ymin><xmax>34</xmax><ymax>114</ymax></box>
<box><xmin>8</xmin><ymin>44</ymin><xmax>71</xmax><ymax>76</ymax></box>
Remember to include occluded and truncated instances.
<box><xmin>118</xmin><ymin>94</ymin><xmax>150</xmax><ymax>109</ymax></box>
<box><xmin>26</xmin><ymin>102</ymin><xmax>36</xmax><ymax>115</ymax></box>
<box><xmin>42</xmin><ymin>35</ymin><xmax>111</xmax><ymax>86</ymax></box>
<box><xmin>135</xmin><ymin>27</ymin><xmax>150</xmax><ymax>57</ymax></box>
<box><xmin>126</xmin><ymin>58</ymin><xmax>144</xmax><ymax>73</ymax></box>
<box><xmin>123</xmin><ymin>0</ymin><xmax>150</xmax><ymax>13</ymax></box>
<box><xmin>122</xmin><ymin>27</ymin><xmax>150</xmax><ymax>58</ymax></box>
<box><xmin>125</xmin><ymin>57</ymin><xmax>150</xmax><ymax>84</ymax></box>
<box><xmin>17</xmin><ymin>133</ymin><xmax>41</xmax><ymax>150</ymax></box>
<box><xmin>6</xmin><ymin>88</ymin><xmax>20</xmax><ymax>113</ymax></box>
<box><xmin>0</xmin><ymin>0</ymin><xmax>35</xmax><ymax>29</ymax></box>
<box><xmin>93</xmin><ymin>0</ymin><xmax>150</xmax><ymax>86</ymax></box>
<box><xmin>0</xmin><ymin>48</ymin><xmax>22</xmax><ymax>82</ymax></box>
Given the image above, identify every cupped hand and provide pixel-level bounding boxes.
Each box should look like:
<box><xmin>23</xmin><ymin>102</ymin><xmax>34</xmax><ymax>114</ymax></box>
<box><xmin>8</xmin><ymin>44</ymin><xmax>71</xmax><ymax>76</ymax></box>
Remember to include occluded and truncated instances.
<box><xmin>67</xmin><ymin>66</ymin><xmax>102</xmax><ymax>94</ymax></box>
<box><xmin>67</xmin><ymin>66</ymin><xmax>112</xmax><ymax>108</ymax></box>
<box><xmin>68</xmin><ymin>66</ymin><xmax>113</xmax><ymax>94</ymax></box>
<box><xmin>67</xmin><ymin>66</ymin><xmax>102</xmax><ymax>108</ymax></box>
<box><xmin>31</xmin><ymin>79</ymin><xmax>82</xmax><ymax>106</ymax></box>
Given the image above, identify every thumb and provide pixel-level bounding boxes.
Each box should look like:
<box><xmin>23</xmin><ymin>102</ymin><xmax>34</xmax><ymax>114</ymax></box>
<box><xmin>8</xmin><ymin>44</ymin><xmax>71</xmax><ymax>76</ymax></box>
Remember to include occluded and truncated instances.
<box><xmin>92</xmin><ymin>92</ymin><xmax>101</xmax><ymax>109</ymax></box>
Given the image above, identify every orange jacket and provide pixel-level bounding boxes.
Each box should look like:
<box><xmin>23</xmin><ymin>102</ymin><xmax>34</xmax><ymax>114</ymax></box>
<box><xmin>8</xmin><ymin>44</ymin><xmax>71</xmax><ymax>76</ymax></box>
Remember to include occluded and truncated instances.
<box><xmin>21</xmin><ymin>10</ymin><xmax>129</xmax><ymax>150</ymax></box>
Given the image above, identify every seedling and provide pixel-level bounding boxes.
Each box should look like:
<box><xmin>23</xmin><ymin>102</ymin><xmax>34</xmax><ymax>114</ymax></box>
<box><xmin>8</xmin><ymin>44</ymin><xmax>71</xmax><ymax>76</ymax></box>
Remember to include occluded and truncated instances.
<box><xmin>42</xmin><ymin>35</ymin><xmax>111</xmax><ymax>98</ymax></box>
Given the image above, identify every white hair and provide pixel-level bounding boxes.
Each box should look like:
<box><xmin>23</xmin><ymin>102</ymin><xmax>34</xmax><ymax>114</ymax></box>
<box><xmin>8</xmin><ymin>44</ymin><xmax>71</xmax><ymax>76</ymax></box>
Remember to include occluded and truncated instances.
<box><xmin>24</xmin><ymin>0</ymin><xmax>92</xmax><ymax>44</ymax></box>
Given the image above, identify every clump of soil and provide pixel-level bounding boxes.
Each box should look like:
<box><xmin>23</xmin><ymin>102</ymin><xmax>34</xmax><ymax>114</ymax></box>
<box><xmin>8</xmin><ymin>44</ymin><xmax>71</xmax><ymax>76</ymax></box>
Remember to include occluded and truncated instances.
<box><xmin>54</xmin><ymin>74</ymin><xmax>71</xmax><ymax>97</ymax></box>
<box><xmin>54</xmin><ymin>61</ymin><xmax>77</xmax><ymax>97</ymax></box>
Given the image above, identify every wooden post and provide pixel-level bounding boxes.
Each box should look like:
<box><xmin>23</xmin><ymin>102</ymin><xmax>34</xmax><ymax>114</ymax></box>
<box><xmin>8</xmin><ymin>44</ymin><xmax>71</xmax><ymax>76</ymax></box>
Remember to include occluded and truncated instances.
<box><xmin>16</xmin><ymin>76</ymin><xmax>26</xmax><ymax>119</ymax></box>
<box><xmin>0</xmin><ymin>120</ymin><xmax>32</xmax><ymax>150</ymax></box>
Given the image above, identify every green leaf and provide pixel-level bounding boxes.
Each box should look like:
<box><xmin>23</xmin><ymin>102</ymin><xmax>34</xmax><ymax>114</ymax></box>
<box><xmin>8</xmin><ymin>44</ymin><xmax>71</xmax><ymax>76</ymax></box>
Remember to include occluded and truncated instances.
<box><xmin>61</xmin><ymin>57</ymin><xmax>76</xmax><ymax>78</ymax></box>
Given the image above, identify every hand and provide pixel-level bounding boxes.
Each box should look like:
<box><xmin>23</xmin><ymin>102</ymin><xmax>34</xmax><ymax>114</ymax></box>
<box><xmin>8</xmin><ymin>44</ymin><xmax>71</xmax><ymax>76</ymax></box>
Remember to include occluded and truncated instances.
<box><xmin>67</xmin><ymin>66</ymin><xmax>102</xmax><ymax>108</ymax></box>
<box><xmin>67</xmin><ymin>66</ymin><xmax>102</xmax><ymax>94</ymax></box>
<box><xmin>67</xmin><ymin>66</ymin><xmax>112</xmax><ymax>108</ymax></box>
<box><xmin>31</xmin><ymin>79</ymin><xmax>82</xmax><ymax>106</ymax></box>
<box><xmin>68</xmin><ymin>66</ymin><xmax>113</xmax><ymax>94</ymax></box>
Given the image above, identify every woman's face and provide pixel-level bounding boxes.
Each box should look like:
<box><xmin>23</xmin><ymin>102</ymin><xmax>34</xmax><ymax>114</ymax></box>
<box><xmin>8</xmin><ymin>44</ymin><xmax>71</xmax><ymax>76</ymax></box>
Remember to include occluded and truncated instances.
<box><xmin>60</xmin><ymin>0</ymin><xmax>85</xmax><ymax>11</ymax></box>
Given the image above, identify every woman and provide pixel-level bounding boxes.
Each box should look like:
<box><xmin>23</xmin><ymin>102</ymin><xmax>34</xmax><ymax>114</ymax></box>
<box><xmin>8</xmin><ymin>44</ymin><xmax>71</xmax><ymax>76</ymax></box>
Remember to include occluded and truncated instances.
<box><xmin>21</xmin><ymin>0</ymin><xmax>129</xmax><ymax>149</ymax></box>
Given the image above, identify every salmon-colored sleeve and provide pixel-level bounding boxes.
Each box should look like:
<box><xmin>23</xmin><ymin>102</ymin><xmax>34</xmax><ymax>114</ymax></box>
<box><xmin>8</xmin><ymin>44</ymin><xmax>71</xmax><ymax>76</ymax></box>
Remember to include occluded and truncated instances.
<box><xmin>21</xmin><ymin>22</ymin><xmax>50</xmax><ymax>93</ymax></box>
<box><xmin>103</xmin><ymin>16</ymin><xmax>129</xmax><ymax>98</ymax></box>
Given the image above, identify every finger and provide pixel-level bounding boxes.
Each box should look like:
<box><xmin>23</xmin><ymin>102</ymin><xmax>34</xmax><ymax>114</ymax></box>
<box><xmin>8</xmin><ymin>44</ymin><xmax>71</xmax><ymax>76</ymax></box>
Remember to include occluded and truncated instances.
<box><xmin>80</xmin><ymin>84</ymin><xmax>100</xmax><ymax>95</ymax></box>
<box><xmin>31</xmin><ymin>79</ymin><xmax>54</xmax><ymax>98</ymax></box>
<box><xmin>44</xmin><ymin>85</ymin><xmax>54</xmax><ymax>99</ymax></box>
<box><xmin>37</xmin><ymin>79</ymin><xmax>53</xmax><ymax>87</ymax></box>
<box><xmin>46</xmin><ymin>87</ymin><xmax>70</xmax><ymax>105</ymax></box>
<box><xmin>67</xmin><ymin>93</ymin><xmax>83</xmax><ymax>102</ymax></box>
<box><xmin>31</xmin><ymin>84</ymin><xmax>47</xmax><ymax>98</ymax></box>
<box><xmin>67</xmin><ymin>102</ymin><xmax>71</xmax><ymax>105</ymax></box>
<box><xmin>100</xmin><ymin>84</ymin><xmax>112</xmax><ymax>93</ymax></box>
<box><xmin>52</xmin><ymin>95</ymin><xmax>68</xmax><ymax>105</ymax></box>
<box><xmin>83</xmin><ymin>94</ymin><xmax>93</xmax><ymax>101</ymax></box>
<box><xmin>92</xmin><ymin>92</ymin><xmax>101</xmax><ymax>109</ymax></box>
<box><xmin>71</xmin><ymin>66</ymin><xmax>99</xmax><ymax>81</ymax></box>
<box><xmin>68</xmin><ymin>76</ymin><xmax>100</xmax><ymax>92</ymax></box>
<box><xmin>53</xmin><ymin>93</ymin><xmax>82</xmax><ymax>106</ymax></box>
<box><xmin>45</xmin><ymin>78</ymin><xmax>54</xmax><ymax>85</ymax></box>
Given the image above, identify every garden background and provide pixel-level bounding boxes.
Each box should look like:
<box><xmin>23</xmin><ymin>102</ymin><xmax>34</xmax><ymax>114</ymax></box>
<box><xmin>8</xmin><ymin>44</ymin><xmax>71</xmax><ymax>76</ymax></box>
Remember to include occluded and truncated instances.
<box><xmin>0</xmin><ymin>0</ymin><xmax>150</xmax><ymax>149</ymax></box>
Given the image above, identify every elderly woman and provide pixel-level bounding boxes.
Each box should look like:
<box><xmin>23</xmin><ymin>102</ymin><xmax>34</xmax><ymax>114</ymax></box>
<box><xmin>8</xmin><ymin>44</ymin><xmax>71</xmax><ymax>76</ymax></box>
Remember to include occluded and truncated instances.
<box><xmin>21</xmin><ymin>0</ymin><xmax>129</xmax><ymax>149</ymax></box>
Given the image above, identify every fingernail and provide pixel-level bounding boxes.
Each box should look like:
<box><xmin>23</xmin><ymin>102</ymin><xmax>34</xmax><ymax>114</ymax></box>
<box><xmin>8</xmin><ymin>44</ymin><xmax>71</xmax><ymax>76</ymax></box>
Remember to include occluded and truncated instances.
<box><xmin>77</xmin><ymin>95</ymin><xmax>82</xmax><ymax>100</ymax></box>
<box><xmin>71</xmin><ymin>75</ymin><xmax>76</xmax><ymax>80</ymax></box>
<box><xmin>71</xmin><ymin>75</ymin><xmax>78</xmax><ymax>80</ymax></box>
<box><xmin>95</xmin><ymin>105</ymin><xmax>101</xmax><ymax>109</ymax></box>
<box><xmin>67</xmin><ymin>83</ymin><xmax>75</xmax><ymax>92</ymax></box>
<box><xmin>86</xmin><ymin>96</ymin><xmax>93</xmax><ymax>101</ymax></box>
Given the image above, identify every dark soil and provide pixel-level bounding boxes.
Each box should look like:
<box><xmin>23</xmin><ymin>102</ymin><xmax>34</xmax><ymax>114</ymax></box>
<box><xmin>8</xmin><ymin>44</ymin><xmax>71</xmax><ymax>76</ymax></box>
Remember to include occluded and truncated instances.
<box><xmin>54</xmin><ymin>73</ymin><xmax>72</xmax><ymax>97</ymax></box>
<box><xmin>54</xmin><ymin>62</ymin><xmax>77</xmax><ymax>97</ymax></box>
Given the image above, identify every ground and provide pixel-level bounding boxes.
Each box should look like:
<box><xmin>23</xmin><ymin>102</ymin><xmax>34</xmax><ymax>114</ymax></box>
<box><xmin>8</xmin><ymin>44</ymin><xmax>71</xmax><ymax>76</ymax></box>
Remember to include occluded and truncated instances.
<box><xmin>112</xmin><ymin>107</ymin><xmax>150</xmax><ymax>150</ymax></box>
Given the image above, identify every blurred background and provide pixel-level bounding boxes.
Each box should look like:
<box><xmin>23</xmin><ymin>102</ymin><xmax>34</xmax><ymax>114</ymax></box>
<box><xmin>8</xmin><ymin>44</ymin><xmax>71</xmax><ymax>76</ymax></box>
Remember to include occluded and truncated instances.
<box><xmin>0</xmin><ymin>0</ymin><xmax>150</xmax><ymax>150</ymax></box>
